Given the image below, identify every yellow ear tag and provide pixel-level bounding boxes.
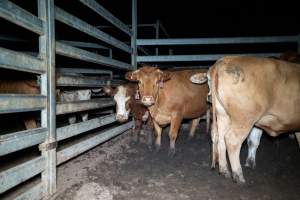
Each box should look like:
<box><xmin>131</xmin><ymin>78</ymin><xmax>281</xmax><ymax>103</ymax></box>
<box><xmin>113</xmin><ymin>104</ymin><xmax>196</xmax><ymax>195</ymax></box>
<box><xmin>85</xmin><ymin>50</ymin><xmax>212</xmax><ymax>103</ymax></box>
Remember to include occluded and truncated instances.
<box><xmin>135</xmin><ymin>90</ymin><xmax>140</xmax><ymax>100</ymax></box>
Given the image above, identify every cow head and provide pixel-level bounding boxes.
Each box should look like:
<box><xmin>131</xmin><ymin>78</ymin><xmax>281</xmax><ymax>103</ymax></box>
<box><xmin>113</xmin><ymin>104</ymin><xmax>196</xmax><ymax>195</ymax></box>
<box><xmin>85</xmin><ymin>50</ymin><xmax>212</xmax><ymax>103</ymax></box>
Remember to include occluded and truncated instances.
<box><xmin>125</xmin><ymin>66</ymin><xmax>171</xmax><ymax>107</ymax></box>
<box><xmin>103</xmin><ymin>85</ymin><xmax>131</xmax><ymax>122</ymax></box>
<box><xmin>190</xmin><ymin>72</ymin><xmax>211</xmax><ymax>102</ymax></box>
<box><xmin>190</xmin><ymin>72</ymin><xmax>208</xmax><ymax>84</ymax></box>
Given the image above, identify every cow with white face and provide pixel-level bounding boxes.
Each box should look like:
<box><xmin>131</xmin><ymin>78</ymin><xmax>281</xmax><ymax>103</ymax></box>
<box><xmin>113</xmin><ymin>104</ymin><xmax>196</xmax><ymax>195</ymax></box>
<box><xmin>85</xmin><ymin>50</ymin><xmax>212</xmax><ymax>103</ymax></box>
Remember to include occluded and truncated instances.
<box><xmin>58</xmin><ymin>89</ymin><xmax>92</xmax><ymax>124</ymax></box>
<box><xmin>104</xmin><ymin>83</ymin><xmax>153</xmax><ymax>145</ymax></box>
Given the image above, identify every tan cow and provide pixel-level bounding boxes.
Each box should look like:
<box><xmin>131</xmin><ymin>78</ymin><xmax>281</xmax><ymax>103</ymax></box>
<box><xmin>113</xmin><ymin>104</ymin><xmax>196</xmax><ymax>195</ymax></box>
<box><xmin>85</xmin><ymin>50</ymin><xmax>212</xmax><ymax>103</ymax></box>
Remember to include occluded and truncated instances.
<box><xmin>190</xmin><ymin>56</ymin><xmax>300</xmax><ymax>183</ymax></box>
<box><xmin>125</xmin><ymin>66</ymin><xmax>210</xmax><ymax>156</ymax></box>
<box><xmin>0</xmin><ymin>80</ymin><xmax>40</xmax><ymax>129</ymax></box>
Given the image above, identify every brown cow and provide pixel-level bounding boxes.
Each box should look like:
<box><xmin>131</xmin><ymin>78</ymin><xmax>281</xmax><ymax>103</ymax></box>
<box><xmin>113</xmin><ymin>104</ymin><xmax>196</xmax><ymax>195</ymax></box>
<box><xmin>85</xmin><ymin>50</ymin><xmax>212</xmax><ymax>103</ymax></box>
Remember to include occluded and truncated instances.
<box><xmin>279</xmin><ymin>50</ymin><xmax>300</xmax><ymax>63</ymax></box>
<box><xmin>191</xmin><ymin>56</ymin><xmax>300</xmax><ymax>184</ymax></box>
<box><xmin>0</xmin><ymin>80</ymin><xmax>39</xmax><ymax>129</ymax></box>
<box><xmin>103</xmin><ymin>83</ymin><xmax>153</xmax><ymax>146</ymax></box>
<box><xmin>125</xmin><ymin>66</ymin><xmax>210</xmax><ymax>156</ymax></box>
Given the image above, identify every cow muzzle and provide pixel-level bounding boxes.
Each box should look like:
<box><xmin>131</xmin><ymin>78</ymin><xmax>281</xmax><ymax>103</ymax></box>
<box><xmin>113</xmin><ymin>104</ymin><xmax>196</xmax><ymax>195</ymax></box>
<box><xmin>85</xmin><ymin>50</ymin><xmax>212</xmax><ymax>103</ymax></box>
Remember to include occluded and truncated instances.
<box><xmin>116</xmin><ymin>114</ymin><xmax>128</xmax><ymax>122</ymax></box>
<box><xmin>141</xmin><ymin>96</ymin><xmax>155</xmax><ymax>106</ymax></box>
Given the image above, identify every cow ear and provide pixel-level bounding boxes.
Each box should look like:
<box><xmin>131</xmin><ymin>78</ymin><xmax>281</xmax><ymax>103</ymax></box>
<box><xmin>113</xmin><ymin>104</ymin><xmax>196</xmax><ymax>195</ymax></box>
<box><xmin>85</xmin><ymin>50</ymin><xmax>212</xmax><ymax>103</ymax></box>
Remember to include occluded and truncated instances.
<box><xmin>157</xmin><ymin>70</ymin><xmax>171</xmax><ymax>82</ymax></box>
<box><xmin>125</xmin><ymin>70</ymin><xmax>139</xmax><ymax>82</ymax></box>
<box><xmin>190</xmin><ymin>73</ymin><xmax>207</xmax><ymax>84</ymax></box>
<box><xmin>103</xmin><ymin>86</ymin><xmax>115</xmax><ymax>96</ymax></box>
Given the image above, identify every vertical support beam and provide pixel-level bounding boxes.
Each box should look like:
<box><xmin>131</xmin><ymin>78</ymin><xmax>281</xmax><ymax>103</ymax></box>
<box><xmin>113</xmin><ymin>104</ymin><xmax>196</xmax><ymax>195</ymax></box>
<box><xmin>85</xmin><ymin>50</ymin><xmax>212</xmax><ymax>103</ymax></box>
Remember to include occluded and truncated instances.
<box><xmin>131</xmin><ymin>0</ymin><xmax>137</xmax><ymax>69</ymax></box>
<box><xmin>109</xmin><ymin>48</ymin><xmax>113</xmax><ymax>58</ymax></box>
<box><xmin>155</xmin><ymin>20</ymin><xmax>160</xmax><ymax>56</ymax></box>
<box><xmin>298</xmin><ymin>34</ymin><xmax>300</xmax><ymax>53</ymax></box>
<box><xmin>38</xmin><ymin>0</ymin><xmax>57</xmax><ymax>197</ymax></box>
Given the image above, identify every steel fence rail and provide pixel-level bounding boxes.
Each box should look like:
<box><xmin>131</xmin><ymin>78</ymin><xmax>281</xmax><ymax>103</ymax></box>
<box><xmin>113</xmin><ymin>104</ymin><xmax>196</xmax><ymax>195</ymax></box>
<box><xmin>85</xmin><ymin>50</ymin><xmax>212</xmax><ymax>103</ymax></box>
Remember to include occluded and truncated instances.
<box><xmin>0</xmin><ymin>94</ymin><xmax>46</xmax><ymax>114</ymax></box>
<box><xmin>56</xmin><ymin>74</ymin><xmax>117</xmax><ymax>87</ymax></box>
<box><xmin>57</xmin><ymin>114</ymin><xmax>116</xmax><ymax>141</ymax></box>
<box><xmin>0</xmin><ymin>0</ymin><xmax>44</xmax><ymax>35</ymax></box>
<box><xmin>0</xmin><ymin>47</ymin><xmax>45</xmax><ymax>74</ymax></box>
<box><xmin>58</xmin><ymin>40</ymin><xmax>110</xmax><ymax>50</ymax></box>
<box><xmin>56</xmin><ymin>42</ymin><xmax>133</xmax><ymax>70</ymax></box>
<box><xmin>55</xmin><ymin>7</ymin><xmax>131</xmax><ymax>53</ymax></box>
<box><xmin>78</xmin><ymin>0</ymin><xmax>132</xmax><ymax>36</ymax></box>
<box><xmin>137</xmin><ymin>36</ymin><xmax>298</xmax><ymax>46</ymax></box>
<box><xmin>0</xmin><ymin>128</ymin><xmax>47</xmax><ymax>156</ymax></box>
<box><xmin>137</xmin><ymin>53</ymin><xmax>281</xmax><ymax>62</ymax></box>
<box><xmin>56</xmin><ymin>98</ymin><xmax>114</xmax><ymax>115</ymax></box>
<box><xmin>0</xmin><ymin>157</ymin><xmax>45</xmax><ymax>194</ymax></box>
<box><xmin>57</xmin><ymin>121</ymin><xmax>133</xmax><ymax>165</ymax></box>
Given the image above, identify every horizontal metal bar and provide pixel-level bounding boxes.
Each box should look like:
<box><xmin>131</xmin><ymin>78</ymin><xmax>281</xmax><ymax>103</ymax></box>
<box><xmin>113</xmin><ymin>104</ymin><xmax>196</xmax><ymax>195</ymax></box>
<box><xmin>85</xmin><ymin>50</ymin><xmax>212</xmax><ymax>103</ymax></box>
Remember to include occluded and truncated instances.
<box><xmin>137</xmin><ymin>46</ymin><xmax>151</xmax><ymax>55</ymax></box>
<box><xmin>14</xmin><ymin>182</ymin><xmax>44</xmax><ymax>200</ymax></box>
<box><xmin>57</xmin><ymin>114</ymin><xmax>116</xmax><ymax>141</ymax></box>
<box><xmin>137</xmin><ymin>53</ymin><xmax>281</xmax><ymax>62</ymax></box>
<box><xmin>0</xmin><ymin>47</ymin><xmax>45</xmax><ymax>74</ymax></box>
<box><xmin>0</xmin><ymin>35</ymin><xmax>28</xmax><ymax>42</ymax></box>
<box><xmin>56</xmin><ymin>42</ymin><xmax>133</xmax><ymax>70</ymax></box>
<box><xmin>57</xmin><ymin>68</ymin><xmax>112</xmax><ymax>75</ymax></box>
<box><xmin>56</xmin><ymin>75</ymin><xmax>124</xmax><ymax>87</ymax></box>
<box><xmin>57</xmin><ymin>121</ymin><xmax>133</xmax><ymax>165</ymax></box>
<box><xmin>78</xmin><ymin>0</ymin><xmax>132</xmax><ymax>36</ymax></box>
<box><xmin>0</xmin><ymin>128</ymin><xmax>47</xmax><ymax>156</ymax></box>
<box><xmin>159</xmin><ymin>22</ymin><xmax>170</xmax><ymax>38</ymax></box>
<box><xmin>137</xmin><ymin>36</ymin><xmax>298</xmax><ymax>46</ymax></box>
<box><xmin>0</xmin><ymin>156</ymin><xmax>45</xmax><ymax>194</ymax></box>
<box><xmin>56</xmin><ymin>98</ymin><xmax>114</xmax><ymax>115</ymax></box>
<box><xmin>55</xmin><ymin>7</ymin><xmax>131</xmax><ymax>53</ymax></box>
<box><xmin>0</xmin><ymin>0</ymin><xmax>44</xmax><ymax>35</ymax></box>
<box><xmin>0</xmin><ymin>94</ymin><xmax>46</xmax><ymax>114</ymax></box>
<box><xmin>96</xmin><ymin>23</ymin><xmax>156</xmax><ymax>29</ymax></box>
<box><xmin>58</xmin><ymin>40</ymin><xmax>109</xmax><ymax>49</ymax></box>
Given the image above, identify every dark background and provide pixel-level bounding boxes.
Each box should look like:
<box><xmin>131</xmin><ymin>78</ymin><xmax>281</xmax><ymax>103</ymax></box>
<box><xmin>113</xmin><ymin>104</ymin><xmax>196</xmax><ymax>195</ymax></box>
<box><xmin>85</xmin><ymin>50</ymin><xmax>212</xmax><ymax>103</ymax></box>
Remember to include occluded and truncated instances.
<box><xmin>0</xmin><ymin>0</ymin><xmax>299</xmax><ymax>70</ymax></box>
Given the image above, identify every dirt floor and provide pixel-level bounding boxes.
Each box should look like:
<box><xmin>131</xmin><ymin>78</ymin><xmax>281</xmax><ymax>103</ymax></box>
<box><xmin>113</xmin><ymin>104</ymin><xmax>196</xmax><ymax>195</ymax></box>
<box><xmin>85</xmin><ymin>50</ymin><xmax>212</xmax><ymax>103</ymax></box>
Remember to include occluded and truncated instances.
<box><xmin>51</xmin><ymin>123</ymin><xmax>300</xmax><ymax>200</ymax></box>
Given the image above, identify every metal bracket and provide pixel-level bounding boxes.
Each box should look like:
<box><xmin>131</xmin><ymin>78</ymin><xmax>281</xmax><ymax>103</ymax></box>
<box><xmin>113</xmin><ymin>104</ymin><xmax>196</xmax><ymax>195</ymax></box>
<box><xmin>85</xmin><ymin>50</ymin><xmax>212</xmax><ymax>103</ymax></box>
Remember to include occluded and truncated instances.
<box><xmin>39</xmin><ymin>141</ymin><xmax>57</xmax><ymax>151</ymax></box>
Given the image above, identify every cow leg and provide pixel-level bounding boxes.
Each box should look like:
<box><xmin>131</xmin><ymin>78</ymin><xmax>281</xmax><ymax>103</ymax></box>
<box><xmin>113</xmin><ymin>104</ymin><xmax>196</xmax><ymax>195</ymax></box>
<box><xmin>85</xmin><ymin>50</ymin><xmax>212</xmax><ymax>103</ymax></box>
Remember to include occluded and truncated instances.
<box><xmin>132</xmin><ymin>118</ymin><xmax>142</xmax><ymax>143</ymax></box>
<box><xmin>24</xmin><ymin>118</ymin><xmax>37</xmax><ymax>129</ymax></box>
<box><xmin>216</xmin><ymin>115</ymin><xmax>231</xmax><ymax>179</ymax></box>
<box><xmin>245</xmin><ymin>127</ymin><xmax>263</xmax><ymax>169</ymax></box>
<box><xmin>145</xmin><ymin>117</ymin><xmax>154</xmax><ymax>148</ymax></box>
<box><xmin>295</xmin><ymin>132</ymin><xmax>300</xmax><ymax>149</ymax></box>
<box><xmin>153</xmin><ymin>120</ymin><xmax>162</xmax><ymax>152</ymax></box>
<box><xmin>225</xmin><ymin>125</ymin><xmax>252</xmax><ymax>184</ymax></box>
<box><xmin>188</xmin><ymin>117</ymin><xmax>201</xmax><ymax>139</ymax></box>
<box><xmin>81</xmin><ymin>113</ymin><xmax>88</xmax><ymax>122</ymax></box>
<box><xmin>68</xmin><ymin>115</ymin><xmax>76</xmax><ymax>124</ymax></box>
<box><xmin>206</xmin><ymin>108</ymin><xmax>211</xmax><ymax>134</ymax></box>
<box><xmin>168</xmin><ymin>114</ymin><xmax>183</xmax><ymax>157</ymax></box>
<box><xmin>211</xmin><ymin>121</ymin><xmax>218</xmax><ymax>169</ymax></box>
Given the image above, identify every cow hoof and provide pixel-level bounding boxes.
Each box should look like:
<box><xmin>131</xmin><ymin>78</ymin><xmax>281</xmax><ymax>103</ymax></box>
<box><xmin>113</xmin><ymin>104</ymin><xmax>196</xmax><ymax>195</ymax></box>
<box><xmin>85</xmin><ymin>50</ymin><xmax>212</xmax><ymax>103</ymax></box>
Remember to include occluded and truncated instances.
<box><xmin>232</xmin><ymin>173</ymin><xmax>246</xmax><ymax>184</ymax></box>
<box><xmin>132</xmin><ymin>134</ymin><xmax>139</xmax><ymax>144</ymax></box>
<box><xmin>219</xmin><ymin>169</ymin><xmax>231</xmax><ymax>179</ymax></box>
<box><xmin>187</xmin><ymin>135</ymin><xmax>194</xmax><ymax>141</ymax></box>
<box><xmin>245</xmin><ymin>158</ymin><xmax>256</xmax><ymax>169</ymax></box>
<box><xmin>211</xmin><ymin>162</ymin><xmax>216</xmax><ymax>169</ymax></box>
<box><xmin>147</xmin><ymin>145</ymin><xmax>153</xmax><ymax>151</ymax></box>
<box><xmin>168</xmin><ymin>148</ymin><xmax>176</xmax><ymax>157</ymax></box>
<box><xmin>154</xmin><ymin>144</ymin><xmax>161</xmax><ymax>153</ymax></box>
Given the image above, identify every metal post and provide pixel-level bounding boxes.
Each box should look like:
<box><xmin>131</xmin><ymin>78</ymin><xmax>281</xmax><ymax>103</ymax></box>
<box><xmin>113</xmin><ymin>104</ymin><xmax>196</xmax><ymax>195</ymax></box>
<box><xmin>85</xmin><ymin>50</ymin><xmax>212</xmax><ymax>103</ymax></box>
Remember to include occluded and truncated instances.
<box><xmin>131</xmin><ymin>0</ymin><xmax>137</xmax><ymax>69</ymax></box>
<box><xmin>38</xmin><ymin>0</ymin><xmax>57</xmax><ymax>197</ymax></box>
<box><xmin>155</xmin><ymin>20</ymin><xmax>159</xmax><ymax>56</ymax></box>
<box><xmin>298</xmin><ymin>34</ymin><xmax>300</xmax><ymax>53</ymax></box>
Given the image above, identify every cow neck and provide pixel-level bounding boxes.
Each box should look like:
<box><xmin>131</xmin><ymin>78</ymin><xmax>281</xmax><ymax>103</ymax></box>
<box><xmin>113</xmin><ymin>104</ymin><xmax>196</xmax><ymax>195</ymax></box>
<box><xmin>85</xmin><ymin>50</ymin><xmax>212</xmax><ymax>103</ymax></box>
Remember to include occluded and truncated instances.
<box><xmin>148</xmin><ymin>86</ymin><xmax>163</xmax><ymax>119</ymax></box>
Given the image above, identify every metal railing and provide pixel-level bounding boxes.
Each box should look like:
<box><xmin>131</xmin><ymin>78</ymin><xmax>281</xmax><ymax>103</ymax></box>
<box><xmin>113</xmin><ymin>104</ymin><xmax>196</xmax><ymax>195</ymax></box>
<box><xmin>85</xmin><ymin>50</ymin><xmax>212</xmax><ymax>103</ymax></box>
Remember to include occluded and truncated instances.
<box><xmin>136</xmin><ymin>35</ymin><xmax>300</xmax><ymax>64</ymax></box>
<box><xmin>0</xmin><ymin>0</ymin><xmax>137</xmax><ymax>199</ymax></box>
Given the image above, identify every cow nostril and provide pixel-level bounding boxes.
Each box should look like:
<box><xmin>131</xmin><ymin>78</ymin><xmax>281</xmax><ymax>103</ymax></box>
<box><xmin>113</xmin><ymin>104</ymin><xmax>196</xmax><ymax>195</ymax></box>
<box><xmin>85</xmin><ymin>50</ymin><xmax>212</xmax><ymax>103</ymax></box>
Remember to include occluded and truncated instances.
<box><xmin>142</xmin><ymin>96</ymin><xmax>154</xmax><ymax>102</ymax></box>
